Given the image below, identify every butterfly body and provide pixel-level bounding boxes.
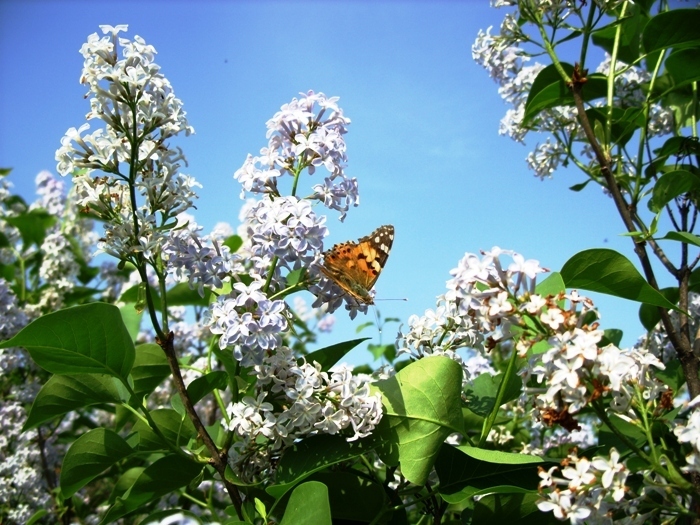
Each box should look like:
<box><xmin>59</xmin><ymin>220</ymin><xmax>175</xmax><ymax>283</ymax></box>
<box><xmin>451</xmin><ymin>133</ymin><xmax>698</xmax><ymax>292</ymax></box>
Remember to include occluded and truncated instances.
<box><xmin>320</xmin><ymin>225</ymin><xmax>394</xmax><ymax>305</ymax></box>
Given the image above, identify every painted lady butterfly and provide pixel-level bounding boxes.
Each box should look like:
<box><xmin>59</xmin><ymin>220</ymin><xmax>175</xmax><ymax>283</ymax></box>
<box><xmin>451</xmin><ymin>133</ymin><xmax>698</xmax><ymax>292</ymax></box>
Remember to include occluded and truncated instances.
<box><xmin>320</xmin><ymin>225</ymin><xmax>394</xmax><ymax>305</ymax></box>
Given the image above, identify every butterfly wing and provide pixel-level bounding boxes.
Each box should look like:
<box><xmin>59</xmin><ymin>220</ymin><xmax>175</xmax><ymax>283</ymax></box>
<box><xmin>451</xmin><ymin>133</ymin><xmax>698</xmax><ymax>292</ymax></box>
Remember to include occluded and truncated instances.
<box><xmin>355</xmin><ymin>225</ymin><xmax>394</xmax><ymax>290</ymax></box>
<box><xmin>321</xmin><ymin>225</ymin><xmax>394</xmax><ymax>304</ymax></box>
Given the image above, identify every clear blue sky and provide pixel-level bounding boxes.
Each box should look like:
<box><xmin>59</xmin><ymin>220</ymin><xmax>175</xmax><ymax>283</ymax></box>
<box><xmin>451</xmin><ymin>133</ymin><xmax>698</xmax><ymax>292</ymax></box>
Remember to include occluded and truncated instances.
<box><xmin>0</xmin><ymin>1</ymin><xmax>662</xmax><ymax>360</ymax></box>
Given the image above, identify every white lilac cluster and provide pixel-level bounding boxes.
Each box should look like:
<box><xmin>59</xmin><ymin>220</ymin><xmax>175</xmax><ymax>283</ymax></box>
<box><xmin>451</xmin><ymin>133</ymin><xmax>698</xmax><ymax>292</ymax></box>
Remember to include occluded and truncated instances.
<box><xmin>473</xmin><ymin>5</ymin><xmax>673</xmax><ymax>181</ymax></box>
<box><xmin>234</xmin><ymin>90</ymin><xmax>357</xmax><ymax>221</ymax></box>
<box><xmin>204</xmin><ymin>281</ymin><xmax>288</xmax><ymax>367</ymax></box>
<box><xmin>397</xmin><ymin>248</ymin><xmax>547</xmax><ymax>383</ymax></box>
<box><xmin>673</xmin><ymin>400</ymin><xmax>700</xmax><ymax>473</ymax></box>
<box><xmin>222</xmin><ymin>346</ymin><xmax>382</xmax><ymax>482</ymax></box>
<box><xmin>55</xmin><ymin>25</ymin><xmax>199</xmax><ymax>263</ymax></box>
<box><xmin>0</xmin><ymin>279</ymin><xmax>28</xmax><ymax>342</ymax></box>
<box><xmin>231</xmin><ymin>92</ymin><xmax>368</xmax><ymax>319</ymax></box>
<box><xmin>34</xmin><ymin>170</ymin><xmax>66</xmax><ymax>216</ymax></box>
<box><xmin>537</xmin><ymin>448</ymin><xmax>630</xmax><ymax>524</ymax></box>
<box><xmin>527</xmin><ymin>327</ymin><xmax>668</xmax><ymax>425</ymax></box>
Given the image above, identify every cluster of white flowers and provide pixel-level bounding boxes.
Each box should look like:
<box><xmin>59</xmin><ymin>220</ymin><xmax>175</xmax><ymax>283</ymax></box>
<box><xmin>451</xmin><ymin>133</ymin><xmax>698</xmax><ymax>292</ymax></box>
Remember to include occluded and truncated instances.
<box><xmin>244</xmin><ymin>196</ymin><xmax>328</xmax><ymax>274</ymax></box>
<box><xmin>234</xmin><ymin>90</ymin><xmax>357</xmax><ymax>220</ymax></box>
<box><xmin>222</xmin><ymin>346</ymin><xmax>382</xmax><ymax>482</ymax></box>
<box><xmin>537</xmin><ymin>448</ymin><xmax>630</xmax><ymax>524</ymax></box>
<box><xmin>0</xmin><ymin>402</ymin><xmax>55</xmax><ymax>524</ymax></box>
<box><xmin>472</xmin><ymin>5</ymin><xmax>673</xmax><ymax>181</ymax></box>
<box><xmin>526</xmin><ymin>324</ymin><xmax>668</xmax><ymax>428</ymax></box>
<box><xmin>165</xmin><ymin>228</ymin><xmax>243</xmax><ymax>297</ymax></box>
<box><xmin>397</xmin><ymin>247</ymin><xmax>547</xmax><ymax>384</ymax></box>
<box><xmin>55</xmin><ymin>25</ymin><xmax>199</xmax><ymax>262</ymax></box>
<box><xmin>674</xmin><ymin>400</ymin><xmax>700</xmax><ymax>473</ymax></box>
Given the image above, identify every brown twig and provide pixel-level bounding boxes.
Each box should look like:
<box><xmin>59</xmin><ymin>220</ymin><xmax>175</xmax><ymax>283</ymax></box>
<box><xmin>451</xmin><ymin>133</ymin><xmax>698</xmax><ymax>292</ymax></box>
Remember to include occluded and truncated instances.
<box><xmin>158</xmin><ymin>331</ymin><xmax>243</xmax><ymax>517</ymax></box>
<box><xmin>568</xmin><ymin>64</ymin><xmax>700</xmax><ymax>400</ymax></box>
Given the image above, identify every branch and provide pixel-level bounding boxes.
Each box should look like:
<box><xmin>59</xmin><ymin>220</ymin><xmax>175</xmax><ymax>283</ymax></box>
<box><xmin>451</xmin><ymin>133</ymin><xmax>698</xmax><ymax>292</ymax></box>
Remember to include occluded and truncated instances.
<box><xmin>158</xmin><ymin>331</ymin><xmax>243</xmax><ymax>517</ymax></box>
<box><xmin>568</xmin><ymin>67</ymin><xmax>699</xmax><ymax>397</ymax></box>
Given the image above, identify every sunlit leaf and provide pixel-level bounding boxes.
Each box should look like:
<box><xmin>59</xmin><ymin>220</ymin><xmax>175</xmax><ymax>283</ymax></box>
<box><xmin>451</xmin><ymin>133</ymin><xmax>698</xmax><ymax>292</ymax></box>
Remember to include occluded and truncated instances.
<box><xmin>279</xmin><ymin>482</ymin><xmax>331</xmax><ymax>525</ymax></box>
<box><xmin>561</xmin><ymin>249</ymin><xmax>679</xmax><ymax>311</ymax></box>
<box><xmin>373</xmin><ymin>356</ymin><xmax>463</xmax><ymax>485</ymax></box>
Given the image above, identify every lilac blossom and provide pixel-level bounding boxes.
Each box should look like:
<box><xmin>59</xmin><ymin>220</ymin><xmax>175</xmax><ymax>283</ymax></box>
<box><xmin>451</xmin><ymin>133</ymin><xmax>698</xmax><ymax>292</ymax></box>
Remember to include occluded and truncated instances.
<box><xmin>55</xmin><ymin>25</ymin><xmax>199</xmax><ymax>263</ymax></box>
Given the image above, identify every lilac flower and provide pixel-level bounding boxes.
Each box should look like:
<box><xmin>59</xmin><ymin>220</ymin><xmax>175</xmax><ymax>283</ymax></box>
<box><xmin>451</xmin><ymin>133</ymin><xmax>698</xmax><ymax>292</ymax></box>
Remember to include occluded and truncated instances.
<box><xmin>56</xmin><ymin>26</ymin><xmax>199</xmax><ymax>262</ymax></box>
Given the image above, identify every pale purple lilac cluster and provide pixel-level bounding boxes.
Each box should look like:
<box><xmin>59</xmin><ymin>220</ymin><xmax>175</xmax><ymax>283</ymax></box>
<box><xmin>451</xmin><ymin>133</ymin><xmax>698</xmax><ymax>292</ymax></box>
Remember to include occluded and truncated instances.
<box><xmin>234</xmin><ymin>90</ymin><xmax>357</xmax><ymax>221</ymax></box>
<box><xmin>55</xmin><ymin>25</ymin><xmax>199</xmax><ymax>263</ymax></box>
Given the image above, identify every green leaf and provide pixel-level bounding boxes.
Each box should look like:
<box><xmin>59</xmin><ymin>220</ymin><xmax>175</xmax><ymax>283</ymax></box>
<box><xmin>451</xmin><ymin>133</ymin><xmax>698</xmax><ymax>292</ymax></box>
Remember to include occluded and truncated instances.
<box><xmin>131</xmin><ymin>344</ymin><xmax>170</xmax><ymax>396</ymax></box>
<box><xmin>223</xmin><ymin>234</ymin><xmax>243</xmax><ymax>253</ymax></box>
<box><xmin>561</xmin><ymin>249</ymin><xmax>679</xmax><ymax>311</ymax></box>
<box><xmin>119</xmin><ymin>285</ymin><xmax>161</xmax><ymax>310</ymax></box>
<box><xmin>279</xmin><ymin>481</ymin><xmax>331</xmax><ymax>525</ymax></box>
<box><xmin>535</xmin><ymin>272</ymin><xmax>565</xmax><ymax>298</ymax></box>
<box><xmin>472</xmin><ymin>491</ymin><xmax>554</xmax><ymax>524</ymax></box>
<box><xmin>4</xmin><ymin>209</ymin><xmax>56</xmax><ymax>248</ymax></box>
<box><xmin>666</xmin><ymin>48</ymin><xmax>700</xmax><ymax>88</ymax></box>
<box><xmin>0</xmin><ymin>303</ymin><xmax>135</xmax><ymax>380</ymax></box>
<box><xmin>523</xmin><ymin>63</ymin><xmax>607</xmax><ymax>126</ymax></box>
<box><xmin>100</xmin><ymin>454</ymin><xmax>203</xmax><ymax>523</ymax></box>
<box><xmin>166</xmin><ymin>282</ymin><xmax>210</xmax><ymax>307</ymax></box>
<box><xmin>435</xmin><ymin>444</ymin><xmax>543</xmax><ymax>505</ymax></box>
<box><xmin>187</xmin><ymin>370</ymin><xmax>228</xmax><ymax>404</ymax></box>
<box><xmin>267</xmin><ymin>434</ymin><xmax>377</xmax><ymax>499</ymax></box>
<box><xmin>24</xmin><ymin>374</ymin><xmax>128</xmax><ymax>430</ymax></box>
<box><xmin>601</xmin><ymin>328</ymin><xmax>623</xmax><ymax>347</ymax></box>
<box><xmin>373</xmin><ymin>356</ymin><xmax>463</xmax><ymax>485</ymax></box>
<box><xmin>212</xmin><ymin>343</ymin><xmax>238</xmax><ymax>386</ymax></box>
<box><xmin>638</xmin><ymin>287</ymin><xmax>679</xmax><ymax>331</ymax></box>
<box><xmin>303</xmin><ymin>338</ymin><xmax>370</xmax><ymax>372</ymax></box>
<box><xmin>643</xmin><ymin>9</ymin><xmax>700</xmax><ymax>54</ymax></box>
<box><xmin>569</xmin><ymin>179</ymin><xmax>592</xmax><ymax>192</ymax></box>
<box><xmin>648</xmin><ymin>170</ymin><xmax>700</xmax><ymax>212</ymax></box>
<box><xmin>458</xmin><ymin>446</ymin><xmax>543</xmax><ymax>465</ymax></box>
<box><xmin>660</xmin><ymin>231</ymin><xmax>700</xmax><ymax>248</ymax></box>
<box><xmin>584</xmin><ymin>106</ymin><xmax>644</xmax><ymax>148</ymax></box>
<box><xmin>368</xmin><ymin>343</ymin><xmax>396</xmax><ymax>362</ymax></box>
<box><xmin>60</xmin><ymin>428</ymin><xmax>134</xmax><ymax>498</ymax></box>
<box><xmin>118</xmin><ymin>304</ymin><xmax>143</xmax><ymax>342</ymax></box>
<box><xmin>598</xmin><ymin>413</ymin><xmax>647</xmax><ymax>454</ymax></box>
<box><xmin>26</xmin><ymin>509</ymin><xmax>49</xmax><ymax>525</ymax></box>
<box><xmin>464</xmin><ymin>371</ymin><xmax>522</xmax><ymax>419</ymax></box>
<box><xmin>309</xmin><ymin>471</ymin><xmax>385</xmax><ymax>522</ymax></box>
<box><xmin>591</xmin><ymin>7</ymin><xmax>646</xmax><ymax>64</ymax></box>
<box><xmin>132</xmin><ymin>408</ymin><xmax>197</xmax><ymax>451</ymax></box>
<box><xmin>655</xmin><ymin>358</ymin><xmax>685</xmax><ymax>393</ymax></box>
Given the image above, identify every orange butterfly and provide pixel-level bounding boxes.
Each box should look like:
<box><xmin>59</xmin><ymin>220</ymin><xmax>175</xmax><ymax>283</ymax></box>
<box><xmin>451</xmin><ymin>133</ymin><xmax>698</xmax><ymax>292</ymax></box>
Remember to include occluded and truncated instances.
<box><xmin>320</xmin><ymin>225</ymin><xmax>394</xmax><ymax>305</ymax></box>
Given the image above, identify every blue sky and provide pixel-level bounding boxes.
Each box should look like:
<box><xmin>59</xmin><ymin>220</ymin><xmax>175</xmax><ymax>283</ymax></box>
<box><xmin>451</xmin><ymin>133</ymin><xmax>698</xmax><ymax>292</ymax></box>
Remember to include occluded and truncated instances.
<box><xmin>0</xmin><ymin>1</ymin><xmax>664</xmax><ymax>361</ymax></box>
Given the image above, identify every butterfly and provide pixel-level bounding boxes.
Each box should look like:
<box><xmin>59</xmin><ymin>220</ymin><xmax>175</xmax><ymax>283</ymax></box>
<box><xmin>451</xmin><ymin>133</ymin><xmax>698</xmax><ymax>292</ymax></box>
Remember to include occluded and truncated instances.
<box><xmin>320</xmin><ymin>225</ymin><xmax>394</xmax><ymax>305</ymax></box>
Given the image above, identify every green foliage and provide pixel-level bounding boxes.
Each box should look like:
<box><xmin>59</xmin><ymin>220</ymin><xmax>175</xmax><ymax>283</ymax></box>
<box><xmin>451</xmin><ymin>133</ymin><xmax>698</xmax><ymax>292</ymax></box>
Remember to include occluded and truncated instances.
<box><xmin>374</xmin><ymin>356</ymin><xmax>463</xmax><ymax>485</ymax></box>
<box><xmin>0</xmin><ymin>303</ymin><xmax>135</xmax><ymax>380</ymax></box>
<box><xmin>561</xmin><ymin>249</ymin><xmax>679</xmax><ymax>310</ymax></box>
